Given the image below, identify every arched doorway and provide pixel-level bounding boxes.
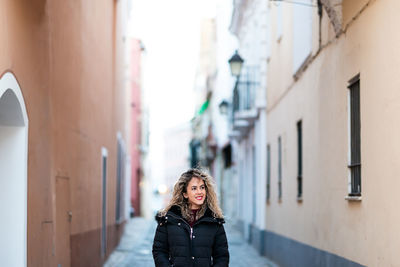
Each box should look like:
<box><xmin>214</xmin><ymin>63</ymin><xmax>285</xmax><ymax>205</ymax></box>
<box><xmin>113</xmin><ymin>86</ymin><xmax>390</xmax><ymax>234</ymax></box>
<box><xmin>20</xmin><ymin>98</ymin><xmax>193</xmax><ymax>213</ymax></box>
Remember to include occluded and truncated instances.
<box><xmin>0</xmin><ymin>72</ymin><xmax>28</xmax><ymax>266</ymax></box>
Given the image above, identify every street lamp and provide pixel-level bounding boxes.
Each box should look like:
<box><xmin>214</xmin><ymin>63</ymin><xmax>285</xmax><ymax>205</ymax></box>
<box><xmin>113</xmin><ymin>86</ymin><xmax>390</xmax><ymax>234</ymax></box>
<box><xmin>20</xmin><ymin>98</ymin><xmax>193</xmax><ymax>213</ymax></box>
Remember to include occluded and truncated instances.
<box><xmin>228</xmin><ymin>50</ymin><xmax>244</xmax><ymax>77</ymax></box>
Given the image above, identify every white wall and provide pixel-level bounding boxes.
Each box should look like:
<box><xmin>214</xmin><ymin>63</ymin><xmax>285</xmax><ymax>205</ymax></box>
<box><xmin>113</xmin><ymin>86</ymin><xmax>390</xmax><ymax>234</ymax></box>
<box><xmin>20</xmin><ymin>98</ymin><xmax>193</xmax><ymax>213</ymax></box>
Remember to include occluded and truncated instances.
<box><xmin>213</xmin><ymin>0</ymin><xmax>237</xmax><ymax>147</ymax></box>
<box><xmin>231</xmin><ymin>0</ymin><xmax>269</xmax><ymax>233</ymax></box>
<box><xmin>256</xmin><ymin>112</ymin><xmax>267</xmax><ymax>228</ymax></box>
<box><xmin>292</xmin><ymin>0</ymin><xmax>312</xmax><ymax>73</ymax></box>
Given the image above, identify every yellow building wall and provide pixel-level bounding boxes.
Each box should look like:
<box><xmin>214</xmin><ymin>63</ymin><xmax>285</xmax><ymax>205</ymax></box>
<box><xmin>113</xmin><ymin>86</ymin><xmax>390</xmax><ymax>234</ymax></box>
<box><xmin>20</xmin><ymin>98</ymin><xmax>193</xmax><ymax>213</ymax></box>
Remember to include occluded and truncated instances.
<box><xmin>266</xmin><ymin>0</ymin><xmax>400</xmax><ymax>265</ymax></box>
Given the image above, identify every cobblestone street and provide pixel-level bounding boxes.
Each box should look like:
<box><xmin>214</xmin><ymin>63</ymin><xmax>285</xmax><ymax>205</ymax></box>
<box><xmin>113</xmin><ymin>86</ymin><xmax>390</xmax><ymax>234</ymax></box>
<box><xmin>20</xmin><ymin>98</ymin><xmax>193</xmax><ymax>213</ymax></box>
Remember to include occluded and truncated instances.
<box><xmin>104</xmin><ymin>217</ymin><xmax>278</xmax><ymax>267</ymax></box>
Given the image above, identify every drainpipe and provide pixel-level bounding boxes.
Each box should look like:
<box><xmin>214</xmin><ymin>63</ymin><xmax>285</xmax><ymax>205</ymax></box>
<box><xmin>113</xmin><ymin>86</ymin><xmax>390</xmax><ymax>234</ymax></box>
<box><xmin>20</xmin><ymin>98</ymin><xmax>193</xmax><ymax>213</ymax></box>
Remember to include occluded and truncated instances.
<box><xmin>318</xmin><ymin>0</ymin><xmax>323</xmax><ymax>49</ymax></box>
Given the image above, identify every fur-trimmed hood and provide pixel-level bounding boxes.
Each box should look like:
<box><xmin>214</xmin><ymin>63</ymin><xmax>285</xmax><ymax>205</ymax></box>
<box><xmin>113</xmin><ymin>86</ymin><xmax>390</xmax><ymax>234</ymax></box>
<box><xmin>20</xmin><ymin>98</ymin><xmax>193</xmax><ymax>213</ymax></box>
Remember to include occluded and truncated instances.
<box><xmin>155</xmin><ymin>205</ymin><xmax>225</xmax><ymax>224</ymax></box>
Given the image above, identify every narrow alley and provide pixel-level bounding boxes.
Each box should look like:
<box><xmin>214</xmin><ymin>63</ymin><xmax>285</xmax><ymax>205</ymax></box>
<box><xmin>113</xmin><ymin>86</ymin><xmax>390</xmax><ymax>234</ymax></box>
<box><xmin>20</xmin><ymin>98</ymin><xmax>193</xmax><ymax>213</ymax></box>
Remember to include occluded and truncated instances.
<box><xmin>2</xmin><ymin>0</ymin><xmax>397</xmax><ymax>266</ymax></box>
<box><xmin>104</xmin><ymin>217</ymin><xmax>278</xmax><ymax>267</ymax></box>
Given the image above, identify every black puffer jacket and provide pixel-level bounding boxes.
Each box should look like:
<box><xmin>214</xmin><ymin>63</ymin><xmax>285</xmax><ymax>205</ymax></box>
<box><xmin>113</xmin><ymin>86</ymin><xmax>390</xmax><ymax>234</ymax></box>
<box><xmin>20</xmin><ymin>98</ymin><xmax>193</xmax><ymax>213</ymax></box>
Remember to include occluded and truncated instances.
<box><xmin>152</xmin><ymin>205</ymin><xmax>229</xmax><ymax>267</ymax></box>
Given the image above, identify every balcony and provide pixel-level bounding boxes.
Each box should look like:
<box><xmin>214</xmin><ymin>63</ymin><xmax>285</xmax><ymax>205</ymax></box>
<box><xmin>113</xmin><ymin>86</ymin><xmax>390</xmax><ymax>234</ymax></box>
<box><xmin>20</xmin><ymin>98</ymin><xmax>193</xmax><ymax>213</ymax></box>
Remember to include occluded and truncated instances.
<box><xmin>229</xmin><ymin>66</ymin><xmax>260</xmax><ymax>139</ymax></box>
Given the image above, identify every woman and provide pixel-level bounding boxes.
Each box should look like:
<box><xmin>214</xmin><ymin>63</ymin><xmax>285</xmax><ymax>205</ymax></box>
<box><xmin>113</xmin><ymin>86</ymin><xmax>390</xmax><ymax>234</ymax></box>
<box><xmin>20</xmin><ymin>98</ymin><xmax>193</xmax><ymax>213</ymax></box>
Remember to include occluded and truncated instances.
<box><xmin>152</xmin><ymin>168</ymin><xmax>229</xmax><ymax>267</ymax></box>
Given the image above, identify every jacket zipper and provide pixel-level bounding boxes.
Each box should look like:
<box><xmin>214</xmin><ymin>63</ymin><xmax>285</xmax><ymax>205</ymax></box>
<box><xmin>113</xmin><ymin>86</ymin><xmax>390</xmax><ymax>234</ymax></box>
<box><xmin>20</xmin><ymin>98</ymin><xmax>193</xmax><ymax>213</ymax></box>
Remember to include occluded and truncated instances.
<box><xmin>167</xmin><ymin>213</ymin><xmax>195</xmax><ymax>264</ymax></box>
<box><xmin>167</xmin><ymin>213</ymin><xmax>221</xmax><ymax>265</ymax></box>
<box><xmin>167</xmin><ymin>213</ymin><xmax>194</xmax><ymax>239</ymax></box>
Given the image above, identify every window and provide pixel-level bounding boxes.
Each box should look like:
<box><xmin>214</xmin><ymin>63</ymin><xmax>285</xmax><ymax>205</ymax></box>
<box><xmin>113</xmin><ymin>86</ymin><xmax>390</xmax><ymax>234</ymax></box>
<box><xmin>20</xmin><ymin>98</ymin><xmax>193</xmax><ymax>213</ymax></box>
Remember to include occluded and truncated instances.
<box><xmin>236</xmin><ymin>66</ymin><xmax>260</xmax><ymax>111</ymax></box>
<box><xmin>101</xmin><ymin>148</ymin><xmax>108</xmax><ymax>257</ymax></box>
<box><xmin>266</xmin><ymin>144</ymin><xmax>271</xmax><ymax>201</ymax></box>
<box><xmin>222</xmin><ymin>144</ymin><xmax>232</xmax><ymax>168</ymax></box>
<box><xmin>297</xmin><ymin>120</ymin><xmax>303</xmax><ymax>199</ymax></box>
<box><xmin>348</xmin><ymin>75</ymin><xmax>361</xmax><ymax>196</ymax></box>
<box><xmin>116</xmin><ymin>139</ymin><xmax>125</xmax><ymax>223</ymax></box>
<box><xmin>278</xmin><ymin>136</ymin><xmax>282</xmax><ymax>200</ymax></box>
<box><xmin>252</xmin><ymin>146</ymin><xmax>257</xmax><ymax>224</ymax></box>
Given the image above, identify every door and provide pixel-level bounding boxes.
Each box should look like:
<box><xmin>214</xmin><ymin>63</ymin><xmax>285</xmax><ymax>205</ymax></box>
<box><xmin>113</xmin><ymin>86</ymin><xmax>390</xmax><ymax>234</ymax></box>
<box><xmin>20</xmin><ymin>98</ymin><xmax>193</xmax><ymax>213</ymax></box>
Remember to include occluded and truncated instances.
<box><xmin>56</xmin><ymin>176</ymin><xmax>71</xmax><ymax>267</ymax></box>
<box><xmin>0</xmin><ymin>73</ymin><xmax>29</xmax><ymax>267</ymax></box>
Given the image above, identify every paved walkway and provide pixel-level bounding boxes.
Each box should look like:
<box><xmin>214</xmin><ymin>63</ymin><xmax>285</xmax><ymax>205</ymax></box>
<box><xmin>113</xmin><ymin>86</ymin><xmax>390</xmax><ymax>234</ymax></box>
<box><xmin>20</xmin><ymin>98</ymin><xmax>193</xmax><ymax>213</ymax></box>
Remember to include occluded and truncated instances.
<box><xmin>104</xmin><ymin>217</ymin><xmax>278</xmax><ymax>267</ymax></box>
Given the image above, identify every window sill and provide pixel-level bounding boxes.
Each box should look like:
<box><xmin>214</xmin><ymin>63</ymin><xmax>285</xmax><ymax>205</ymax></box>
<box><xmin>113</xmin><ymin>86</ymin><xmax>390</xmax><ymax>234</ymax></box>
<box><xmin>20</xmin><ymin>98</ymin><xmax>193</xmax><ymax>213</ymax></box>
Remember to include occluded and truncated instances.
<box><xmin>345</xmin><ymin>196</ymin><xmax>362</xmax><ymax>201</ymax></box>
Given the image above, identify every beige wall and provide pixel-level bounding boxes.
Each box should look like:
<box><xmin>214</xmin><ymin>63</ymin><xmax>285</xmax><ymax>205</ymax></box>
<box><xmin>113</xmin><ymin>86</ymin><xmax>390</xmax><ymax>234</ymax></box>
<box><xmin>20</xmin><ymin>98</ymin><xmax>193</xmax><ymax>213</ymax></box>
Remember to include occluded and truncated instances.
<box><xmin>267</xmin><ymin>1</ymin><xmax>294</xmax><ymax>109</ymax></box>
<box><xmin>0</xmin><ymin>0</ymin><xmax>130</xmax><ymax>266</ymax></box>
<box><xmin>266</xmin><ymin>0</ymin><xmax>400</xmax><ymax>265</ymax></box>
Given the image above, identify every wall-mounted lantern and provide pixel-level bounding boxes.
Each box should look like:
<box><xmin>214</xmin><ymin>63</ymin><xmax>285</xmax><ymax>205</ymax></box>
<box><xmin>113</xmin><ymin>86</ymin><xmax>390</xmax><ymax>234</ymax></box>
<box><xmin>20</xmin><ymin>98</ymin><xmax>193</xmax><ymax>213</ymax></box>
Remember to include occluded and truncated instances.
<box><xmin>228</xmin><ymin>50</ymin><xmax>244</xmax><ymax>77</ymax></box>
<box><xmin>218</xmin><ymin>100</ymin><xmax>229</xmax><ymax>115</ymax></box>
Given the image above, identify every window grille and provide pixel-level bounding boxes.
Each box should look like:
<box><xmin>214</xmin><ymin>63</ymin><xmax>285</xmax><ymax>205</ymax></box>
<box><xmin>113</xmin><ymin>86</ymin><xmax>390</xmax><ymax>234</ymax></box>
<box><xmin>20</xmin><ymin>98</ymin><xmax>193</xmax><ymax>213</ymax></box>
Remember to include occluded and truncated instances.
<box><xmin>101</xmin><ymin>151</ymin><xmax>107</xmax><ymax>257</ymax></box>
<box><xmin>116</xmin><ymin>140</ymin><xmax>125</xmax><ymax>222</ymax></box>
<box><xmin>266</xmin><ymin>144</ymin><xmax>271</xmax><ymax>201</ymax></box>
<box><xmin>278</xmin><ymin>136</ymin><xmax>282</xmax><ymax>199</ymax></box>
<box><xmin>236</xmin><ymin>66</ymin><xmax>259</xmax><ymax>111</ymax></box>
<box><xmin>297</xmin><ymin>120</ymin><xmax>302</xmax><ymax>198</ymax></box>
<box><xmin>348</xmin><ymin>76</ymin><xmax>361</xmax><ymax>196</ymax></box>
<box><xmin>252</xmin><ymin>146</ymin><xmax>257</xmax><ymax>223</ymax></box>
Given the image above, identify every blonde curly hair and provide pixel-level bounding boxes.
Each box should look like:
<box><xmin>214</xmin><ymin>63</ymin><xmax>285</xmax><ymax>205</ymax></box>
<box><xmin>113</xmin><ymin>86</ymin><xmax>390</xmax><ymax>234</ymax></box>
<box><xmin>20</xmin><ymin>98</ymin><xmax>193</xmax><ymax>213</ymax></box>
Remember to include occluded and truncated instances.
<box><xmin>159</xmin><ymin>168</ymin><xmax>223</xmax><ymax>221</ymax></box>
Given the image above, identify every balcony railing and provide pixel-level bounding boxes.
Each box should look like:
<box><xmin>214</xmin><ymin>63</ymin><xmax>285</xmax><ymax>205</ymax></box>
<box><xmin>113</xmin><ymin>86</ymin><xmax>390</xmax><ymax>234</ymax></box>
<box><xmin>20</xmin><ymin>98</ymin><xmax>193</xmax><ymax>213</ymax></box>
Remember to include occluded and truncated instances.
<box><xmin>228</xmin><ymin>66</ymin><xmax>261</xmax><ymax>139</ymax></box>
<box><xmin>233</xmin><ymin>66</ymin><xmax>259</xmax><ymax>113</ymax></box>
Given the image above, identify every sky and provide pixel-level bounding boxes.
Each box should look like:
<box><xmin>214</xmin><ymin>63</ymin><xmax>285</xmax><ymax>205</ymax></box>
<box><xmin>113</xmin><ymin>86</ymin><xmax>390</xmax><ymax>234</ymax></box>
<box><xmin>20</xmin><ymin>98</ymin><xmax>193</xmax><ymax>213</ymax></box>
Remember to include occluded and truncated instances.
<box><xmin>130</xmin><ymin>0</ymin><xmax>216</xmax><ymax>127</ymax></box>
<box><xmin>129</xmin><ymin>0</ymin><xmax>217</xmax><ymax>188</ymax></box>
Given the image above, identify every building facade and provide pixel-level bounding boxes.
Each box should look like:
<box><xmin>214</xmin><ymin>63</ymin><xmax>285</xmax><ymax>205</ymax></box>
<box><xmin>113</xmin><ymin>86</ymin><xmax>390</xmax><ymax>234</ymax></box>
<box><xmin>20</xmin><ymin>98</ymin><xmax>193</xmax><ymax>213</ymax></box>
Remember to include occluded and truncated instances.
<box><xmin>226</xmin><ymin>0</ymin><xmax>400</xmax><ymax>266</ymax></box>
<box><xmin>264</xmin><ymin>0</ymin><xmax>399</xmax><ymax>266</ymax></box>
<box><xmin>212</xmin><ymin>0</ymin><xmax>240</xmax><ymax>222</ymax></box>
<box><xmin>164</xmin><ymin>123</ymin><xmax>191</xmax><ymax>191</ymax></box>
<box><xmin>191</xmin><ymin>18</ymin><xmax>218</xmax><ymax>173</ymax></box>
<box><xmin>229</xmin><ymin>0</ymin><xmax>269</xmax><ymax>244</ymax></box>
<box><xmin>129</xmin><ymin>38</ymin><xmax>146</xmax><ymax>217</ymax></box>
<box><xmin>0</xmin><ymin>0</ymin><xmax>132</xmax><ymax>266</ymax></box>
<box><xmin>187</xmin><ymin>0</ymin><xmax>242</xmax><ymax>225</ymax></box>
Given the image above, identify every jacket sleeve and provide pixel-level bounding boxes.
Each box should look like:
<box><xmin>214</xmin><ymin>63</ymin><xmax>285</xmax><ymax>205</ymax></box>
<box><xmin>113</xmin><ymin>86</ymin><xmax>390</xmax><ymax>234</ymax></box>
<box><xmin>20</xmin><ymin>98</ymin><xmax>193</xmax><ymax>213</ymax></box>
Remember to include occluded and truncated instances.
<box><xmin>152</xmin><ymin>222</ymin><xmax>171</xmax><ymax>267</ymax></box>
<box><xmin>212</xmin><ymin>224</ymin><xmax>229</xmax><ymax>267</ymax></box>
